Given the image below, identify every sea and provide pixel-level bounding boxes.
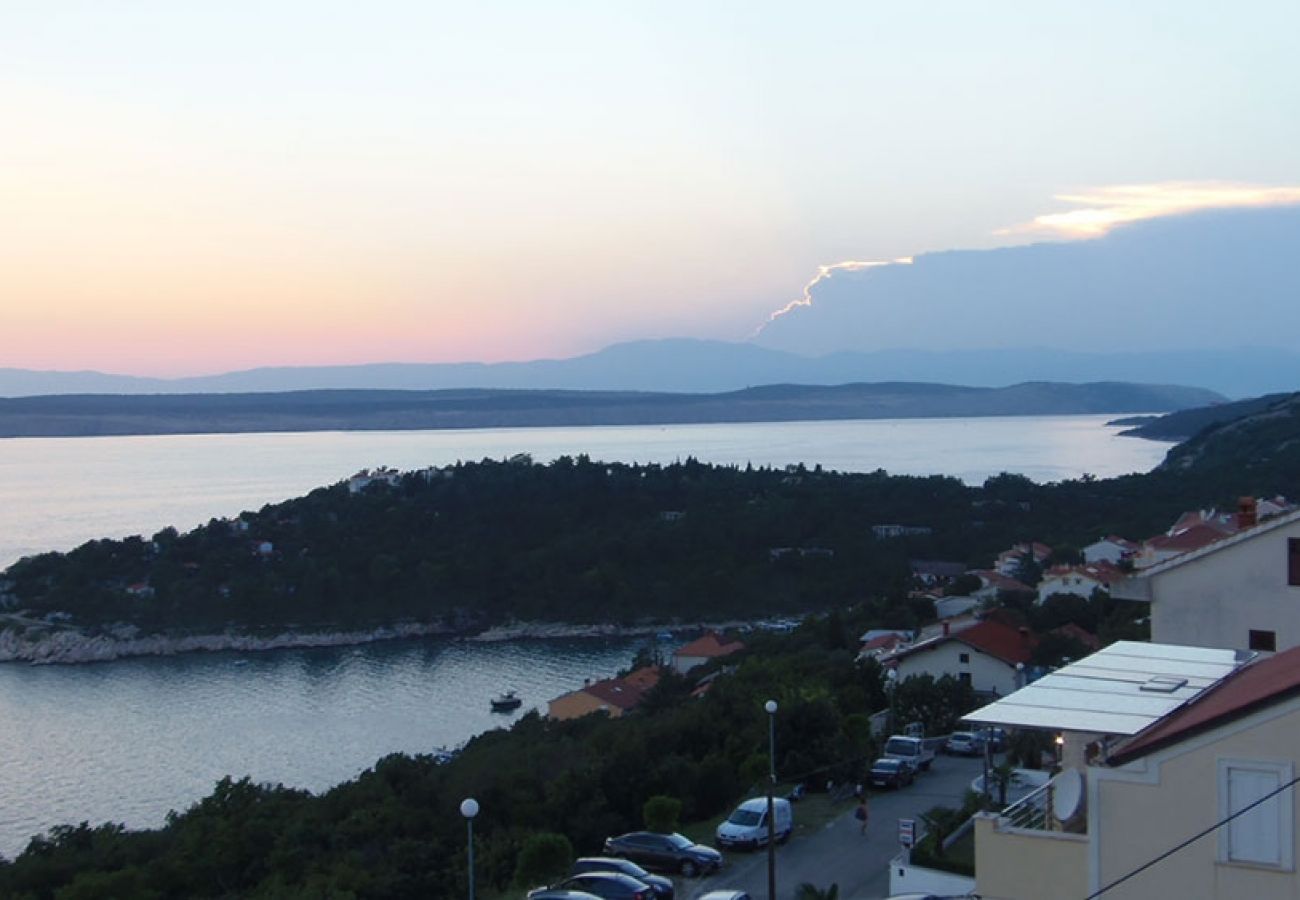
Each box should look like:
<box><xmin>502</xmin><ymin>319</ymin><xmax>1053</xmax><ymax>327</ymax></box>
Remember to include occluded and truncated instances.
<box><xmin>0</xmin><ymin>415</ymin><xmax>1170</xmax><ymax>856</ymax></box>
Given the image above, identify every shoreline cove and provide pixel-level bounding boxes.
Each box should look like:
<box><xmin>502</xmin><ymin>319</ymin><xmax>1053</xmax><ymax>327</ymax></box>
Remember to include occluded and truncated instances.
<box><xmin>0</xmin><ymin>618</ymin><xmax>761</xmax><ymax>665</ymax></box>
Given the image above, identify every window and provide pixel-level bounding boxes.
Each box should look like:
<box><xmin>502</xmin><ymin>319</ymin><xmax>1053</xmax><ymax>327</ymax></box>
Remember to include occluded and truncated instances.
<box><xmin>1218</xmin><ymin>760</ymin><xmax>1293</xmax><ymax>869</ymax></box>
<box><xmin>959</xmin><ymin>672</ymin><xmax>972</xmax><ymax>686</ymax></box>
<box><xmin>1249</xmin><ymin>630</ymin><xmax>1277</xmax><ymax>652</ymax></box>
<box><xmin>1290</xmin><ymin>539</ymin><xmax>1300</xmax><ymax>587</ymax></box>
<box><xmin>959</xmin><ymin>652</ymin><xmax>970</xmax><ymax>664</ymax></box>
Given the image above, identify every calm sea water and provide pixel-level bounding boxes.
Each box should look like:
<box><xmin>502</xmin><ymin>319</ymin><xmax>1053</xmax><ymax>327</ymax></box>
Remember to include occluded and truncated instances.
<box><xmin>0</xmin><ymin>416</ymin><xmax>1170</xmax><ymax>856</ymax></box>
<box><xmin>0</xmin><ymin>416</ymin><xmax>1169</xmax><ymax>569</ymax></box>
<box><xmin>0</xmin><ymin>635</ymin><xmax>648</xmax><ymax>857</ymax></box>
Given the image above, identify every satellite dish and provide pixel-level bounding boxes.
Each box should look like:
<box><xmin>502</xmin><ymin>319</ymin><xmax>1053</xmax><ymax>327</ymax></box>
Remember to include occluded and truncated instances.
<box><xmin>1052</xmin><ymin>768</ymin><xmax>1085</xmax><ymax>824</ymax></box>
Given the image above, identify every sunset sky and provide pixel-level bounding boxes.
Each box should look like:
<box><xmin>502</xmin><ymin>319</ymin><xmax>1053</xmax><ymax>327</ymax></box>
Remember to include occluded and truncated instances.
<box><xmin>3</xmin><ymin>2</ymin><xmax>1299</xmax><ymax>376</ymax></box>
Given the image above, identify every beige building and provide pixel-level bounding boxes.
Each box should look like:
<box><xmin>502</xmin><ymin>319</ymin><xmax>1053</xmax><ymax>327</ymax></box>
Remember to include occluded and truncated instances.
<box><xmin>547</xmin><ymin>666</ymin><xmax>660</xmax><ymax>721</ymax></box>
<box><xmin>1114</xmin><ymin>507</ymin><xmax>1300</xmax><ymax>653</ymax></box>
<box><xmin>969</xmin><ymin>642</ymin><xmax>1300</xmax><ymax>900</ymax></box>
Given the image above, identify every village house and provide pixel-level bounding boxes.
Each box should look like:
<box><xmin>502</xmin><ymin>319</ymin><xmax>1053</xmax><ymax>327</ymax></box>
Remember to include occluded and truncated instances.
<box><xmin>1082</xmin><ymin>535</ymin><xmax>1138</xmax><ymax>565</ymax></box>
<box><xmin>547</xmin><ymin>666</ymin><xmax>661</xmax><ymax>721</ymax></box>
<box><xmin>346</xmin><ymin>467</ymin><xmax>403</xmax><ymax>494</ymax></box>
<box><xmin>995</xmin><ymin>542</ymin><xmax>1052</xmax><ymax>577</ymax></box>
<box><xmin>1113</xmin><ymin>503</ymin><xmax>1300</xmax><ymax>654</ymax></box>
<box><xmin>968</xmin><ymin>641</ymin><xmax>1300</xmax><ymax>900</ymax></box>
<box><xmin>672</xmin><ymin>631</ymin><xmax>745</xmax><ymax>674</ymax></box>
<box><xmin>967</xmin><ymin>569</ymin><xmax>1035</xmax><ymax>603</ymax></box>
<box><xmin>1036</xmin><ymin>561</ymin><xmax>1125</xmax><ymax>604</ymax></box>
<box><xmin>882</xmin><ymin>616</ymin><xmax>1036</xmax><ymax>696</ymax></box>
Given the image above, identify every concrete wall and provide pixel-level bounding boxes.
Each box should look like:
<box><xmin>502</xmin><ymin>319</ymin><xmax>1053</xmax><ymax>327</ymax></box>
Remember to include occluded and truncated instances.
<box><xmin>1091</xmin><ymin>699</ymin><xmax>1300</xmax><ymax>900</ymax></box>
<box><xmin>896</xmin><ymin>640</ymin><xmax>1019</xmax><ymax>695</ymax></box>
<box><xmin>1148</xmin><ymin>517</ymin><xmax>1300</xmax><ymax>652</ymax></box>
<box><xmin>889</xmin><ymin>850</ymin><xmax>977</xmax><ymax>897</ymax></box>
<box><xmin>975</xmin><ymin>813</ymin><xmax>1088</xmax><ymax>900</ymax></box>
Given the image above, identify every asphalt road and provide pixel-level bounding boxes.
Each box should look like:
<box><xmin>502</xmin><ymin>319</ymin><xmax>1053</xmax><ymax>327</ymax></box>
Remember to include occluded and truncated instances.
<box><xmin>678</xmin><ymin>754</ymin><xmax>988</xmax><ymax>900</ymax></box>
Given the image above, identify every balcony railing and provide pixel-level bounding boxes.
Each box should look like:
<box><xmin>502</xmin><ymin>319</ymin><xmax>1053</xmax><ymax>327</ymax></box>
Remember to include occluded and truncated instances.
<box><xmin>1001</xmin><ymin>780</ymin><xmax>1053</xmax><ymax>830</ymax></box>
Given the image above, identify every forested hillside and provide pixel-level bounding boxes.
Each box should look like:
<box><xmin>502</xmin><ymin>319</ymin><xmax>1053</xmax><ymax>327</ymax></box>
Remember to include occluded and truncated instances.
<box><xmin>1</xmin><ymin>447</ymin><xmax>1281</xmax><ymax>639</ymax></box>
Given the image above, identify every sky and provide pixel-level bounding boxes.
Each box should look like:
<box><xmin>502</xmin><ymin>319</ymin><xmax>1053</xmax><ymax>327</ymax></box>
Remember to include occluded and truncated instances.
<box><xmin>3</xmin><ymin>2</ymin><xmax>1299</xmax><ymax>376</ymax></box>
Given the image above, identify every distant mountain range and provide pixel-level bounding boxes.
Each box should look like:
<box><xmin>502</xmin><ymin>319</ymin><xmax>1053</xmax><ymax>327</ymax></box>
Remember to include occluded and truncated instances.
<box><xmin>2</xmin><ymin>340</ymin><xmax>1296</xmax><ymax>399</ymax></box>
<box><xmin>0</xmin><ymin>381</ymin><xmax>1224</xmax><ymax>439</ymax></box>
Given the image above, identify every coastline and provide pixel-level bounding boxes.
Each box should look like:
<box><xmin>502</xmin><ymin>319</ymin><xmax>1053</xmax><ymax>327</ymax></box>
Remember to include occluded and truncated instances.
<box><xmin>0</xmin><ymin>617</ymin><xmax>770</xmax><ymax>665</ymax></box>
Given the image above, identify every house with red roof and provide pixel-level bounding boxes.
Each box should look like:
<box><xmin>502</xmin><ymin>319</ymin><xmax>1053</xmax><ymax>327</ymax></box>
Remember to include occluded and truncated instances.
<box><xmin>882</xmin><ymin>617</ymin><xmax>1036</xmax><ymax>696</ymax></box>
<box><xmin>970</xmin><ymin>642</ymin><xmax>1300</xmax><ymax>899</ymax></box>
<box><xmin>1114</xmin><ymin>505</ymin><xmax>1300</xmax><ymax>654</ymax></box>
<box><xmin>546</xmin><ymin>666</ymin><xmax>661</xmax><ymax>721</ymax></box>
<box><xmin>1036</xmin><ymin>561</ymin><xmax>1125</xmax><ymax>604</ymax></box>
<box><xmin>672</xmin><ymin>631</ymin><xmax>745</xmax><ymax>674</ymax></box>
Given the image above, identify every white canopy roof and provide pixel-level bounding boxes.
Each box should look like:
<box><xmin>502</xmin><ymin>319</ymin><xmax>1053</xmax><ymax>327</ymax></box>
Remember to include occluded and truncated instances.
<box><xmin>963</xmin><ymin>640</ymin><xmax>1253</xmax><ymax>735</ymax></box>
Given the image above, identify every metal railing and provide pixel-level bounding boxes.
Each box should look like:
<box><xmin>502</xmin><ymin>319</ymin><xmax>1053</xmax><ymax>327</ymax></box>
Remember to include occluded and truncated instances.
<box><xmin>1001</xmin><ymin>780</ymin><xmax>1053</xmax><ymax>830</ymax></box>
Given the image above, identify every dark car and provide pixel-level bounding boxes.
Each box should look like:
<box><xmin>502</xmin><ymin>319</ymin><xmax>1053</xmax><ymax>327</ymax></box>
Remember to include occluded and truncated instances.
<box><xmin>868</xmin><ymin>757</ymin><xmax>915</xmax><ymax>789</ymax></box>
<box><xmin>571</xmin><ymin>857</ymin><xmax>674</xmax><ymax>900</ymax></box>
<box><xmin>547</xmin><ymin>872</ymin><xmax>657</xmax><ymax>900</ymax></box>
<box><xmin>603</xmin><ymin>831</ymin><xmax>723</xmax><ymax>877</ymax></box>
<box><xmin>526</xmin><ymin>891</ymin><xmax>604</xmax><ymax>900</ymax></box>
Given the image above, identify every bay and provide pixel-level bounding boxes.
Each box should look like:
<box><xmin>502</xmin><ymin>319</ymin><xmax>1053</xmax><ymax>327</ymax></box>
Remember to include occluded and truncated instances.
<box><xmin>0</xmin><ymin>414</ymin><xmax>1171</xmax><ymax>857</ymax></box>
<box><xmin>0</xmin><ymin>415</ymin><xmax>1169</xmax><ymax>569</ymax></box>
<box><xmin>0</xmin><ymin>635</ymin><xmax>649</xmax><ymax>858</ymax></box>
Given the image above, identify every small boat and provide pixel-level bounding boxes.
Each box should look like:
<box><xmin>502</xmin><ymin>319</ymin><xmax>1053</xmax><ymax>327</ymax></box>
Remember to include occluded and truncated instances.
<box><xmin>490</xmin><ymin>690</ymin><xmax>522</xmax><ymax>712</ymax></box>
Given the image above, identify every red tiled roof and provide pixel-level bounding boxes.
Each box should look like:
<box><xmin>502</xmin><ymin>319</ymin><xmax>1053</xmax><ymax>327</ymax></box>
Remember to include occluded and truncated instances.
<box><xmin>1051</xmin><ymin>622</ymin><xmax>1101</xmax><ymax>651</ymax></box>
<box><xmin>971</xmin><ymin>570</ymin><xmax>1034</xmax><ymax>593</ymax></box>
<box><xmin>583</xmin><ymin>666</ymin><xmax>662</xmax><ymax>711</ymax></box>
<box><xmin>860</xmin><ymin>633</ymin><xmax>906</xmax><ymax>653</ymax></box>
<box><xmin>1110</xmin><ymin>647</ymin><xmax>1300</xmax><ymax>765</ymax></box>
<box><xmin>674</xmin><ymin>631</ymin><xmax>745</xmax><ymax>660</ymax></box>
<box><xmin>955</xmin><ymin>620</ymin><xmax>1037</xmax><ymax>666</ymax></box>
<box><xmin>1146</xmin><ymin>523</ymin><xmax>1229</xmax><ymax>554</ymax></box>
<box><xmin>889</xmin><ymin>618</ymin><xmax>1036</xmax><ymax>667</ymax></box>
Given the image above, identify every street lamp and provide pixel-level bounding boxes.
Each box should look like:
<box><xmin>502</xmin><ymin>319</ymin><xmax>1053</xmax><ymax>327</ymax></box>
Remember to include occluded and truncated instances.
<box><xmin>460</xmin><ymin>797</ymin><xmax>479</xmax><ymax>900</ymax></box>
<box><xmin>885</xmin><ymin>668</ymin><xmax>898</xmax><ymax>734</ymax></box>
<box><xmin>764</xmin><ymin>699</ymin><xmax>778</xmax><ymax>900</ymax></box>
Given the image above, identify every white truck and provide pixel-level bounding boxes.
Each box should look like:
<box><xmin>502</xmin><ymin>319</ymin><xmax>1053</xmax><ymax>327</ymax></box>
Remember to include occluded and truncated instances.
<box><xmin>882</xmin><ymin>734</ymin><xmax>936</xmax><ymax>772</ymax></box>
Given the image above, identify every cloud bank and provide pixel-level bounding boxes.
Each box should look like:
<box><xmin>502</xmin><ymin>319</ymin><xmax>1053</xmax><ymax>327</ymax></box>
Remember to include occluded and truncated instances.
<box><xmin>753</xmin><ymin>198</ymin><xmax>1300</xmax><ymax>357</ymax></box>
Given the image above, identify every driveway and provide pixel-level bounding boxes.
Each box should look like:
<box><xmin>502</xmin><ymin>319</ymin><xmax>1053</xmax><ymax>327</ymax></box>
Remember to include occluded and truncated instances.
<box><xmin>679</xmin><ymin>754</ymin><xmax>988</xmax><ymax>900</ymax></box>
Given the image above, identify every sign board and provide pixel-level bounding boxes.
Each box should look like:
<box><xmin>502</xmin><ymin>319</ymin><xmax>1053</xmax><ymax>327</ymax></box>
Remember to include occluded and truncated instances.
<box><xmin>898</xmin><ymin>817</ymin><xmax>915</xmax><ymax>847</ymax></box>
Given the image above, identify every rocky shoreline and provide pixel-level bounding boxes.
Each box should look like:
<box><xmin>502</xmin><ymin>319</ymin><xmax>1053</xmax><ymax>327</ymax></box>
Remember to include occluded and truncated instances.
<box><xmin>0</xmin><ymin>617</ymin><xmax>770</xmax><ymax>665</ymax></box>
<box><xmin>0</xmin><ymin>622</ymin><xmax>457</xmax><ymax>665</ymax></box>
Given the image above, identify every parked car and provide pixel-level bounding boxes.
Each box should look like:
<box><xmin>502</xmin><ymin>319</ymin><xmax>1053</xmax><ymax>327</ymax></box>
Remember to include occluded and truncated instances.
<box><xmin>603</xmin><ymin>832</ymin><xmax>723</xmax><ymax>877</ymax></box>
<box><xmin>944</xmin><ymin>731</ymin><xmax>984</xmax><ymax>756</ymax></box>
<box><xmin>697</xmin><ymin>893</ymin><xmax>753</xmax><ymax>900</ymax></box>
<box><xmin>883</xmin><ymin>734</ymin><xmax>935</xmax><ymax>771</ymax></box>
<box><xmin>526</xmin><ymin>891</ymin><xmax>604</xmax><ymax>900</ymax></box>
<box><xmin>715</xmin><ymin>797</ymin><xmax>793</xmax><ymax>849</ymax></box>
<box><xmin>548</xmin><ymin>872</ymin><xmax>657</xmax><ymax>900</ymax></box>
<box><xmin>570</xmin><ymin>858</ymin><xmax>673</xmax><ymax>900</ymax></box>
<box><xmin>868</xmin><ymin>757</ymin><xmax>915</xmax><ymax>789</ymax></box>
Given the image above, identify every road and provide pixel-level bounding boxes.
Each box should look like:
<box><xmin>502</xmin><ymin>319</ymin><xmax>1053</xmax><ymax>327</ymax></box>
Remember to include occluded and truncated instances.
<box><xmin>679</xmin><ymin>754</ymin><xmax>987</xmax><ymax>900</ymax></box>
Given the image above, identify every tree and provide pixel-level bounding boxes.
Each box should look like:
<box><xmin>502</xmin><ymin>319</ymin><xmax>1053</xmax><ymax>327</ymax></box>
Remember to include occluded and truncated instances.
<box><xmin>795</xmin><ymin>883</ymin><xmax>840</xmax><ymax>900</ymax></box>
<box><xmin>512</xmin><ymin>832</ymin><xmax>573</xmax><ymax>889</ymax></box>
<box><xmin>642</xmin><ymin>796</ymin><xmax>682</xmax><ymax>834</ymax></box>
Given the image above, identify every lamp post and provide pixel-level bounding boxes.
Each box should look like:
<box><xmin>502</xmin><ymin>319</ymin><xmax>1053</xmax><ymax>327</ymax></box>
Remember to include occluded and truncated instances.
<box><xmin>460</xmin><ymin>798</ymin><xmax>479</xmax><ymax>900</ymax></box>
<box><xmin>885</xmin><ymin>668</ymin><xmax>898</xmax><ymax>734</ymax></box>
<box><xmin>764</xmin><ymin>699</ymin><xmax>778</xmax><ymax>900</ymax></box>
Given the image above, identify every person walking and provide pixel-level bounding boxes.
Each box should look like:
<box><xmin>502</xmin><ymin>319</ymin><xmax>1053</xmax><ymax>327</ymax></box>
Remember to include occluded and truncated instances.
<box><xmin>854</xmin><ymin>795</ymin><xmax>869</xmax><ymax>835</ymax></box>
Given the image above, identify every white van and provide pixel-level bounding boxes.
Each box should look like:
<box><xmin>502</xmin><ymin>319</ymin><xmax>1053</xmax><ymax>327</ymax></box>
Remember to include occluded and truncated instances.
<box><xmin>714</xmin><ymin>797</ymin><xmax>793</xmax><ymax>849</ymax></box>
